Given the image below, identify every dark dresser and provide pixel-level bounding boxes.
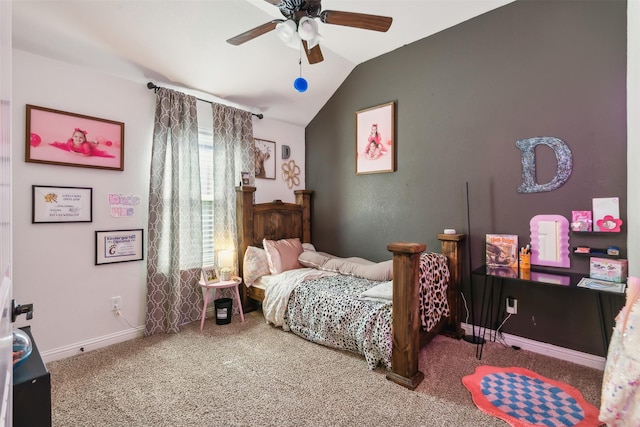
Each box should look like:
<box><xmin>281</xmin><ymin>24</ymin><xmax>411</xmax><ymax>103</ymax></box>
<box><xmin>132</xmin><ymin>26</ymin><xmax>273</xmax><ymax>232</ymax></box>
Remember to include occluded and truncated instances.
<box><xmin>13</xmin><ymin>326</ymin><xmax>51</xmax><ymax>427</ymax></box>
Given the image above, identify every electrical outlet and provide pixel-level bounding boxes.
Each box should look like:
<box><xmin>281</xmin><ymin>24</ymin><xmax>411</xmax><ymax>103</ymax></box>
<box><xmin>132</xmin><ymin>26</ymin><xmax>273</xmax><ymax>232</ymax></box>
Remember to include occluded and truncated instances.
<box><xmin>111</xmin><ymin>296</ymin><xmax>121</xmax><ymax>312</ymax></box>
<box><xmin>506</xmin><ymin>297</ymin><xmax>518</xmax><ymax>314</ymax></box>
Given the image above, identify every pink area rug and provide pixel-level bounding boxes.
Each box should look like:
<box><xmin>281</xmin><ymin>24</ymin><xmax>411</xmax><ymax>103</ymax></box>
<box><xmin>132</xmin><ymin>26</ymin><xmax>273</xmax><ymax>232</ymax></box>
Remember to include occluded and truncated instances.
<box><xmin>462</xmin><ymin>365</ymin><xmax>602</xmax><ymax>427</ymax></box>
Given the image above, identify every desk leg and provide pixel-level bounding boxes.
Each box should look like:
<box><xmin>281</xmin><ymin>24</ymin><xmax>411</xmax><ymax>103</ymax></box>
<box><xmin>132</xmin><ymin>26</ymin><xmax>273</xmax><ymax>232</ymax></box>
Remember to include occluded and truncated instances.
<box><xmin>475</xmin><ymin>275</ymin><xmax>492</xmax><ymax>359</ymax></box>
<box><xmin>494</xmin><ymin>278</ymin><xmax>505</xmax><ymax>342</ymax></box>
<box><xmin>596</xmin><ymin>292</ymin><xmax>610</xmax><ymax>354</ymax></box>
<box><xmin>475</xmin><ymin>275</ymin><xmax>505</xmax><ymax>359</ymax></box>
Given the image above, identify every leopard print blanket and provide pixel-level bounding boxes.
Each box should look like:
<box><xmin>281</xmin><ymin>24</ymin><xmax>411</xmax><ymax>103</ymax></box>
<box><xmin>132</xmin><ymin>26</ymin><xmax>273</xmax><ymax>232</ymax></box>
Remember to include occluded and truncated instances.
<box><xmin>285</xmin><ymin>252</ymin><xmax>450</xmax><ymax>370</ymax></box>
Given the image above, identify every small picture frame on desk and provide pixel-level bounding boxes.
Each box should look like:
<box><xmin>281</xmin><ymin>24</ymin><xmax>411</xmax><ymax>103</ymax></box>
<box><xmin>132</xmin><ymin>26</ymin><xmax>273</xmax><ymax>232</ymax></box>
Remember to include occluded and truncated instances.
<box><xmin>202</xmin><ymin>267</ymin><xmax>218</xmax><ymax>284</ymax></box>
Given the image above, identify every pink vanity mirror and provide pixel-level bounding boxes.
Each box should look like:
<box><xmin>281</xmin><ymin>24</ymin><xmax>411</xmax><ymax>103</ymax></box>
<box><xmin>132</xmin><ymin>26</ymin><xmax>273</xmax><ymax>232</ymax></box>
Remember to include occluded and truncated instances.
<box><xmin>529</xmin><ymin>214</ymin><xmax>570</xmax><ymax>268</ymax></box>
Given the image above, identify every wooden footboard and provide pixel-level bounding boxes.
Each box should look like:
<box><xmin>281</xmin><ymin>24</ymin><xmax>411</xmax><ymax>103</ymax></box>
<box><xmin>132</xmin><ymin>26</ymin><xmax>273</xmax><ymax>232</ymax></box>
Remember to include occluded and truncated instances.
<box><xmin>386</xmin><ymin>234</ymin><xmax>465</xmax><ymax>390</ymax></box>
<box><xmin>386</xmin><ymin>242</ymin><xmax>426</xmax><ymax>389</ymax></box>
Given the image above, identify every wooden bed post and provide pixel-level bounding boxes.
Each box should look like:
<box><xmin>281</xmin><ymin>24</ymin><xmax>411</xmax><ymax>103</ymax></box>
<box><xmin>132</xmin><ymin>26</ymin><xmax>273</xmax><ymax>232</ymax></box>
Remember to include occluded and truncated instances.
<box><xmin>236</xmin><ymin>186</ymin><xmax>256</xmax><ymax>310</ymax></box>
<box><xmin>386</xmin><ymin>242</ymin><xmax>426</xmax><ymax>390</ymax></box>
<box><xmin>294</xmin><ymin>190</ymin><xmax>313</xmax><ymax>243</ymax></box>
<box><xmin>438</xmin><ymin>233</ymin><xmax>466</xmax><ymax>339</ymax></box>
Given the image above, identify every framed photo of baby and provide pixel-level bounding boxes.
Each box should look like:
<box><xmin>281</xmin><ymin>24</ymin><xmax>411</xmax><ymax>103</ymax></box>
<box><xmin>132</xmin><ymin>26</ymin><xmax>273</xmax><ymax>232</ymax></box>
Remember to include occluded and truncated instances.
<box><xmin>25</xmin><ymin>104</ymin><xmax>125</xmax><ymax>171</ymax></box>
<box><xmin>355</xmin><ymin>101</ymin><xmax>395</xmax><ymax>175</ymax></box>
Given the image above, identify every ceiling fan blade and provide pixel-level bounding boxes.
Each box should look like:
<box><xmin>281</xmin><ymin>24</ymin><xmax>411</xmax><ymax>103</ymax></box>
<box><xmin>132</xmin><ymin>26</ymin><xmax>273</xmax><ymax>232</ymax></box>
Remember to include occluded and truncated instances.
<box><xmin>226</xmin><ymin>20</ymin><xmax>282</xmax><ymax>46</ymax></box>
<box><xmin>320</xmin><ymin>10</ymin><xmax>392</xmax><ymax>32</ymax></box>
<box><xmin>302</xmin><ymin>40</ymin><xmax>324</xmax><ymax>64</ymax></box>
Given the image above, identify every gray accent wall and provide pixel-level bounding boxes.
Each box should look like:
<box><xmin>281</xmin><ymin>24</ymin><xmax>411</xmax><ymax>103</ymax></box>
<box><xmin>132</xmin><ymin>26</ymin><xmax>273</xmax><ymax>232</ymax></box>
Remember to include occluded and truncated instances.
<box><xmin>305</xmin><ymin>0</ymin><xmax>627</xmax><ymax>356</ymax></box>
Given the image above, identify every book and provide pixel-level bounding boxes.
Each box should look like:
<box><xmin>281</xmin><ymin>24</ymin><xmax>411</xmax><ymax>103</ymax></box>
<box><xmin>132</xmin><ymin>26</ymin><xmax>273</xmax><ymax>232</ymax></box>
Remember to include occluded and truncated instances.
<box><xmin>577</xmin><ymin>277</ymin><xmax>626</xmax><ymax>293</ymax></box>
<box><xmin>486</xmin><ymin>234</ymin><xmax>519</xmax><ymax>268</ymax></box>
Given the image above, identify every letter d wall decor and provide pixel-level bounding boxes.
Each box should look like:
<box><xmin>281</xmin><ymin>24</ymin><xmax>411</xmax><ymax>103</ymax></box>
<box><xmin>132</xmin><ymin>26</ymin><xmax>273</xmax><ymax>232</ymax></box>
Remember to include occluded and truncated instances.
<box><xmin>516</xmin><ymin>136</ymin><xmax>573</xmax><ymax>193</ymax></box>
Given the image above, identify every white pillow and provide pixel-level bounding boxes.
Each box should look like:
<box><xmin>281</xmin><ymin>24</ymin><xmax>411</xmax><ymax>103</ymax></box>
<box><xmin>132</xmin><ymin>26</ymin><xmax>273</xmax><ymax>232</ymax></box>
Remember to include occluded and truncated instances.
<box><xmin>243</xmin><ymin>246</ymin><xmax>270</xmax><ymax>286</ymax></box>
<box><xmin>298</xmin><ymin>251</ymin><xmax>393</xmax><ymax>281</ymax></box>
<box><xmin>359</xmin><ymin>281</ymin><xmax>393</xmax><ymax>302</ymax></box>
<box><xmin>262</xmin><ymin>238</ymin><xmax>304</xmax><ymax>275</ymax></box>
<box><xmin>302</xmin><ymin>242</ymin><xmax>316</xmax><ymax>252</ymax></box>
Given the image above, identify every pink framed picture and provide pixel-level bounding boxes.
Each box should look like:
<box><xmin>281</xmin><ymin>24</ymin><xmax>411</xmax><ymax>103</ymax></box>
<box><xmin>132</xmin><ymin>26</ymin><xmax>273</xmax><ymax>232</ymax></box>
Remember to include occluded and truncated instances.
<box><xmin>25</xmin><ymin>104</ymin><xmax>124</xmax><ymax>171</ymax></box>
<box><xmin>355</xmin><ymin>101</ymin><xmax>396</xmax><ymax>175</ymax></box>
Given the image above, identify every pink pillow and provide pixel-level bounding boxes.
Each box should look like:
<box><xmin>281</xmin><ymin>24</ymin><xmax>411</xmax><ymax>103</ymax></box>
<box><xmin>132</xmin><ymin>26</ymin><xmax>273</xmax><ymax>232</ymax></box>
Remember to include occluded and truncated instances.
<box><xmin>263</xmin><ymin>238</ymin><xmax>304</xmax><ymax>274</ymax></box>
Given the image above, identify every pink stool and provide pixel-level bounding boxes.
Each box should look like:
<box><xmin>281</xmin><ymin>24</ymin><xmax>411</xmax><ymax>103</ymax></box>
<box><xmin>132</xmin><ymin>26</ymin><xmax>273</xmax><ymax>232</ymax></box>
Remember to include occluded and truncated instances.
<box><xmin>199</xmin><ymin>276</ymin><xmax>244</xmax><ymax>331</ymax></box>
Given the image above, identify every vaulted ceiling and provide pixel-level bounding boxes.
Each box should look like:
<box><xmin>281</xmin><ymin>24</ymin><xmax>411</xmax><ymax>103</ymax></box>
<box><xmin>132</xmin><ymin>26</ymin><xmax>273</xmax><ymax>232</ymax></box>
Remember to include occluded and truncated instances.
<box><xmin>12</xmin><ymin>0</ymin><xmax>514</xmax><ymax>126</ymax></box>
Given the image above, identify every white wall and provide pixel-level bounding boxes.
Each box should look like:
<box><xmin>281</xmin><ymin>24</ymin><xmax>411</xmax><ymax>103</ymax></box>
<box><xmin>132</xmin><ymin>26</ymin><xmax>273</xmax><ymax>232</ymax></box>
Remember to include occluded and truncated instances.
<box><xmin>11</xmin><ymin>49</ymin><xmax>305</xmax><ymax>361</ymax></box>
<box><xmin>629</xmin><ymin>1</ymin><xmax>639</xmax><ymax>277</ymax></box>
<box><xmin>252</xmin><ymin>119</ymin><xmax>306</xmax><ymax>204</ymax></box>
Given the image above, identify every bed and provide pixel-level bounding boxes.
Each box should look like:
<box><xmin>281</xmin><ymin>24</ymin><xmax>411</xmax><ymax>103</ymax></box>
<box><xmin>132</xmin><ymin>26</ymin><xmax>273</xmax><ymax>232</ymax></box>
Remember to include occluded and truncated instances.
<box><xmin>236</xmin><ymin>186</ymin><xmax>465</xmax><ymax>390</ymax></box>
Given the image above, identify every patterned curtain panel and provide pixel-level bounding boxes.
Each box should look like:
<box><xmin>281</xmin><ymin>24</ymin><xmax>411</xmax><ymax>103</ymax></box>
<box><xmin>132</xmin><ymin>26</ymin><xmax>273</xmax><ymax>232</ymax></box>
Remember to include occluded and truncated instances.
<box><xmin>211</xmin><ymin>103</ymin><xmax>253</xmax><ymax>303</ymax></box>
<box><xmin>145</xmin><ymin>88</ymin><xmax>203</xmax><ymax>336</ymax></box>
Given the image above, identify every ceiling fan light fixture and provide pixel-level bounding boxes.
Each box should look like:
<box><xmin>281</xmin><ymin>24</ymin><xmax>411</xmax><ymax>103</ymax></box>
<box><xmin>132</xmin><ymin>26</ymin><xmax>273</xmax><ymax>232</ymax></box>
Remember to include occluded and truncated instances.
<box><xmin>275</xmin><ymin>20</ymin><xmax>297</xmax><ymax>43</ymax></box>
<box><xmin>306</xmin><ymin>33</ymin><xmax>321</xmax><ymax>49</ymax></box>
<box><xmin>226</xmin><ymin>0</ymin><xmax>393</xmax><ymax>66</ymax></box>
<box><xmin>297</xmin><ymin>17</ymin><xmax>318</xmax><ymax>41</ymax></box>
<box><xmin>285</xmin><ymin>31</ymin><xmax>301</xmax><ymax>49</ymax></box>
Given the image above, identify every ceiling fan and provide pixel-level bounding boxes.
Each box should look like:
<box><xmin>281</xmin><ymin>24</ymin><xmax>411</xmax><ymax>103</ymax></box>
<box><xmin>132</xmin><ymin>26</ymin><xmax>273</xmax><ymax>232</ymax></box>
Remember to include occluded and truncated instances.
<box><xmin>226</xmin><ymin>0</ymin><xmax>393</xmax><ymax>65</ymax></box>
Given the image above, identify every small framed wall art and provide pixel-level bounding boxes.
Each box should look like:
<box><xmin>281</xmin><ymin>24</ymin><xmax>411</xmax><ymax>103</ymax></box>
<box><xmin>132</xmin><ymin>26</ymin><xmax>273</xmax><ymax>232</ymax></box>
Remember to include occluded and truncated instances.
<box><xmin>355</xmin><ymin>101</ymin><xmax>396</xmax><ymax>175</ymax></box>
<box><xmin>95</xmin><ymin>229</ymin><xmax>144</xmax><ymax>265</ymax></box>
<box><xmin>26</xmin><ymin>104</ymin><xmax>125</xmax><ymax>171</ymax></box>
<box><xmin>241</xmin><ymin>171</ymin><xmax>250</xmax><ymax>186</ymax></box>
<box><xmin>254</xmin><ymin>138</ymin><xmax>276</xmax><ymax>179</ymax></box>
<box><xmin>32</xmin><ymin>185</ymin><xmax>93</xmax><ymax>223</ymax></box>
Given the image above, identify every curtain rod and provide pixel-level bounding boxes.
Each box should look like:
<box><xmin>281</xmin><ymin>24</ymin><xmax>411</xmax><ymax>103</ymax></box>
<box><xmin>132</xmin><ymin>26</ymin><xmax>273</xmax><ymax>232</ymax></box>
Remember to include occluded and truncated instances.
<box><xmin>146</xmin><ymin>82</ymin><xmax>263</xmax><ymax>120</ymax></box>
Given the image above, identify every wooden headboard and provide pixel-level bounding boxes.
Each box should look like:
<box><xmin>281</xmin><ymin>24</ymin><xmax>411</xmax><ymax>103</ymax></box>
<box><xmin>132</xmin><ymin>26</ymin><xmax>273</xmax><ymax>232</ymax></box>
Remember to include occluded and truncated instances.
<box><xmin>236</xmin><ymin>186</ymin><xmax>312</xmax><ymax>308</ymax></box>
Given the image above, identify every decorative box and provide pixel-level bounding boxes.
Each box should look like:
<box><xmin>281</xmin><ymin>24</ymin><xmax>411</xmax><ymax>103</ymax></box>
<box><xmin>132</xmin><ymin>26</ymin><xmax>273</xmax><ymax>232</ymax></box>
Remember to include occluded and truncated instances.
<box><xmin>590</xmin><ymin>257</ymin><xmax>628</xmax><ymax>283</ymax></box>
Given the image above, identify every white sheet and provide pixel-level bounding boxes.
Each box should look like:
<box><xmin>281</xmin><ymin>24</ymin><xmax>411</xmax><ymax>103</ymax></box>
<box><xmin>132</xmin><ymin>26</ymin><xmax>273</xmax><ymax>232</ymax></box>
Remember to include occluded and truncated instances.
<box><xmin>261</xmin><ymin>268</ymin><xmax>338</xmax><ymax>328</ymax></box>
<box><xmin>358</xmin><ymin>280</ymin><xmax>393</xmax><ymax>302</ymax></box>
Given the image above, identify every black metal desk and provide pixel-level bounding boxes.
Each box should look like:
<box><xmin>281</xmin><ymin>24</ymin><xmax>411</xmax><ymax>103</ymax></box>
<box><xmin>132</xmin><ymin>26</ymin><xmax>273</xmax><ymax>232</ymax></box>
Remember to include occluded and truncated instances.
<box><xmin>471</xmin><ymin>265</ymin><xmax>625</xmax><ymax>359</ymax></box>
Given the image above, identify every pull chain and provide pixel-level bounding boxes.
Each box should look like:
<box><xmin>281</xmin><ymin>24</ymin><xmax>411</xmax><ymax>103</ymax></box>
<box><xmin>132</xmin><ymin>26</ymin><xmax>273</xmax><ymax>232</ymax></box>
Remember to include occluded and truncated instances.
<box><xmin>293</xmin><ymin>42</ymin><xmax>308</xmax><ymax>92</ymax></box>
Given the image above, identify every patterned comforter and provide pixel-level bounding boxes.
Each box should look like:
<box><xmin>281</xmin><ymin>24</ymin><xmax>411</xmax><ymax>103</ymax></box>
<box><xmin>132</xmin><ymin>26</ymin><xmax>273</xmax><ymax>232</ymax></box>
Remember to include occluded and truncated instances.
<box><xmin>266</xmin><ymin>252</ymin><xmax>451</xmax><ymax>370</ymax></box>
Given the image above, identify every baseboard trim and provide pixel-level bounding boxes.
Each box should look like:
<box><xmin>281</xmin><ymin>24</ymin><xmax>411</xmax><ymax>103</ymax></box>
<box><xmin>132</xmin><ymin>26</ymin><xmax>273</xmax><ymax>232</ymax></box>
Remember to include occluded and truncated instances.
<box><xmin>461</xmin><ymin>323</ymin><xmax>606</xmax><ymax>371</ymax></box>
<box><xmin>41</xmin><ymin>326</ymin><xmax>144</xmax><ymax>364</ymax></box>
<box><xmin>40</xmin><ymin>320</ymin><xmax>606</xmax><ymax>369</ymax></box>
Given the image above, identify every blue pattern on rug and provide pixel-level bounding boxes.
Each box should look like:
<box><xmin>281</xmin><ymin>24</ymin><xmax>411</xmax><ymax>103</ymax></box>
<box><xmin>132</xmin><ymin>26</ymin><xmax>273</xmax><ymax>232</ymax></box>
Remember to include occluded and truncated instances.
<box><xmin>462</xmin><ymin>365</ymin><xmax>601</xmax><ymax>427</ymax></box>
<box><xmin>480</xmin><ymin>372</ymin><xmax>585</xmax><ymax>426</ymax></box>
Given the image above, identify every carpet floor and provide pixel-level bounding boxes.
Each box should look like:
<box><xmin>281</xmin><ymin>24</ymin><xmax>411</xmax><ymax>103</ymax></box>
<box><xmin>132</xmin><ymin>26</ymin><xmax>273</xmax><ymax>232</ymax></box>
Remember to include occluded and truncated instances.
<box><xmin>47</xmin><ymin>311</ymin><xmax>604</xmax><ymax>426</ymax></box>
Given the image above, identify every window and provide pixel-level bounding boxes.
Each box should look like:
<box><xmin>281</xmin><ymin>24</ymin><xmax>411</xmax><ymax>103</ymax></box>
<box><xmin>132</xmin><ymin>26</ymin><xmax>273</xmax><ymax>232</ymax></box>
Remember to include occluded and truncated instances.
<box><xmin>199</xmin><ymin>126</ymin><xmax>215</xmax><ymax>266</ymax></box>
